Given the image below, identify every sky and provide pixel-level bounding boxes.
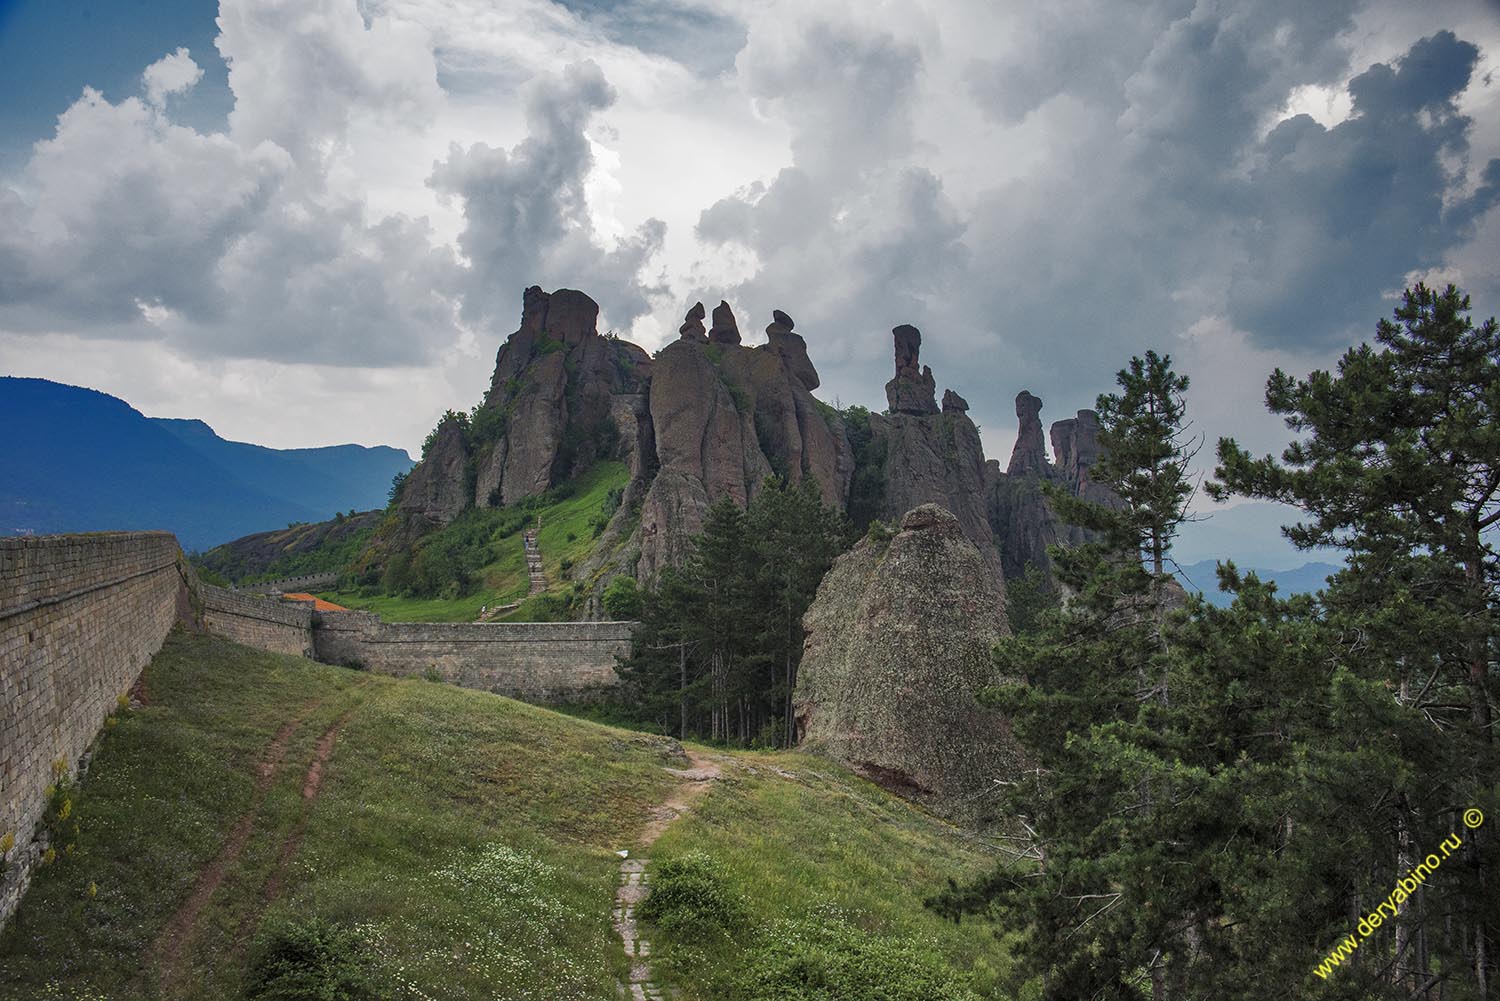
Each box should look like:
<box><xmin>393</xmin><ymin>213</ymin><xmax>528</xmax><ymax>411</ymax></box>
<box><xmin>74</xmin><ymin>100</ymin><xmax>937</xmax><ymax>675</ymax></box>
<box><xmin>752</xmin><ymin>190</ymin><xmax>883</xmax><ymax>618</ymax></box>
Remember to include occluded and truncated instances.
<box><xmin>3</xmin><ymin>0</ymin><xmax>1500</xmax><ymax>563</ymax></box>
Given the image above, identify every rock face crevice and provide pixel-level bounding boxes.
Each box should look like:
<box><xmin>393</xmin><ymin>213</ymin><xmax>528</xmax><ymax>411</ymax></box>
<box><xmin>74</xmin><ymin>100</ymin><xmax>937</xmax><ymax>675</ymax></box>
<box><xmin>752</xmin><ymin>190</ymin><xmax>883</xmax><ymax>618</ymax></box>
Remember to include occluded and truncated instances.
<box><xmin>793</xmin><ymin>505</ymin><xmax>1022</xmax><ymax>814</ymax></box>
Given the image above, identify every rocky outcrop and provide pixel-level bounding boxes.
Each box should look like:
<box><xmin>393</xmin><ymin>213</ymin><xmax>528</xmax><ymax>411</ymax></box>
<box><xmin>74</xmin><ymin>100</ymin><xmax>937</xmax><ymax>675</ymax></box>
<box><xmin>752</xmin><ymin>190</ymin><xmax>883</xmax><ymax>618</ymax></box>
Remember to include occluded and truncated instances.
<box><xmin>793</xmin><ymin>504</ymin><xmax>1022</xmax><ymax>814</ymax></box>
<box><xmin>404</xmin><ymin>287</ymin><xmax>653</xmax><ymax>520</ymax></box>
<box><xmin>380</xmin><ymin>283</ymin><xmax>1113</xmax><ymax>610</ymax></box>
<box><xmin>398</xmin><ymin>417</ymin><xmax>470</xmax><ymax>525</ymax></box>
<box><xmin>884</xmin><ymin>324</ymin><xmax>939</xmax><ymax>415</ymax></box>
<box><xmin>988</xmin><ymin>397</ymin><xmax>1113</xmax><ymax>581</ymax></box>
<box><xmin>1007</xmin><ymin>391</ymin><xmax>1047</xmax><ymax>475</ymax></box>
<box><xmin>678</xmin><ymin>301</ymin><xmax>708</xmax><ymax>343</ymax></box>
<box><xmin>869</xmin><ymin>326</ymin><xmax>1004</xmax><ymax>586</ymax></box>
<box><xmin>708</xmin><ymin>300</ymin><xmax>741</xmax><ymax>346</ymax></box>
<box><xmin>635</xmin><ymin>304</ymin><xmax>853</xmax><ymax>579</ymax></box>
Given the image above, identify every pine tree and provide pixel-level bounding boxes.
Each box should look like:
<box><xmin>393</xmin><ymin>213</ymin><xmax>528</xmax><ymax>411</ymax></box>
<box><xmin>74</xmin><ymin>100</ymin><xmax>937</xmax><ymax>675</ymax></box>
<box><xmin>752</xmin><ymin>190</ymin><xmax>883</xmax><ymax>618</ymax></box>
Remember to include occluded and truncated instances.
<box><xmin>933</xmin><ymin>352</ymin><xmax>1209</xmax><ymax>998</ymax></box>
<box><xmin>1212</xmin><ymin>283</ymin><xmax>1500</xmax><ymax>995</ymax></box>
<box><xmin>613</xmin><ymin>478</ymin><xmax>849</xmax><ymax>745</ymax></box>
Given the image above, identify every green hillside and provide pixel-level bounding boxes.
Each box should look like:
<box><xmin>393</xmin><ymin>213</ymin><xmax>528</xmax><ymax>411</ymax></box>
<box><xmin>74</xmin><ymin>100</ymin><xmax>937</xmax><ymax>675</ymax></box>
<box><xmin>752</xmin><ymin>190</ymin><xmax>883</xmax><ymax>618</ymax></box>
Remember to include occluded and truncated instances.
<box><xmin>0</xmin><ymin>632</ymin><xmax>1010</xmax><ymax>1000</ymax></box>
<box><xmin>320</xmin><ymin>460</ymin><xmax>632</xmax><ymax>622</ymax></box>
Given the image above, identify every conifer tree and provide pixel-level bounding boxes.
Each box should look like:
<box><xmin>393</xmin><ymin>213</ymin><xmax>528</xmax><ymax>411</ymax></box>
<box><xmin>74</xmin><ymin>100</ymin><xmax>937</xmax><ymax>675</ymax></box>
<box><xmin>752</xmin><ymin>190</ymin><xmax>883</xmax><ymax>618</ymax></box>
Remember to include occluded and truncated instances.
<box><xmin>1212</xmin><ymin>283</ymin><xmax>1500</xmax><ymax>995</ymax></box>
<box><xmin>933</xmin><ymin>352</ymin><xmax>1205</xmax><ymax>998</ymax></box>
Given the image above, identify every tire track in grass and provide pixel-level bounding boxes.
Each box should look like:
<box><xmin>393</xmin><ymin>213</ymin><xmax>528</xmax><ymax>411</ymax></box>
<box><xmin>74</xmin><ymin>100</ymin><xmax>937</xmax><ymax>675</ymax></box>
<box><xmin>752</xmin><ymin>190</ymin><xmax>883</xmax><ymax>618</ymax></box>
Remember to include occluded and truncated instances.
<box><xmin>147</xmin><ymin>707</ymin><xmax>316</xmax><ymax>993</ymax></box>
<box><xmin>231</xmin><ymin>702</ymin><xmax>362</xmax><ymax>957</ymax></box>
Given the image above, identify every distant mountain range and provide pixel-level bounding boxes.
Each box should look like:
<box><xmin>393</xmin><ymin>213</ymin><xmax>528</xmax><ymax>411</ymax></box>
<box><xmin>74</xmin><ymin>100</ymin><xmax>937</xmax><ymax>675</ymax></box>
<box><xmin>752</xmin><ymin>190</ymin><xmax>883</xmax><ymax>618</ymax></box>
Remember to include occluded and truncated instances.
<box><xmin>1</xmin><ymin>377</ymin><xmax>413</xmax><ymax>552</ymax></box>
<box><xmin>1176</xmin><ymin>559</ymin><xmax>1343</xmax><ymax>607</ymax></box>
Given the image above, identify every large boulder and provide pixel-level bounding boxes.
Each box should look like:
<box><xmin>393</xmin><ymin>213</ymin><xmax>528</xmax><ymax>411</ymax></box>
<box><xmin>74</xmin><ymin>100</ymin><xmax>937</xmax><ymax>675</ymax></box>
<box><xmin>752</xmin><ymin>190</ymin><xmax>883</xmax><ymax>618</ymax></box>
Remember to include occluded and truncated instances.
<box><xmin>794</xmin><ymin>504</ymin><xmax>1022</xmax><ymax>814</ymax></box>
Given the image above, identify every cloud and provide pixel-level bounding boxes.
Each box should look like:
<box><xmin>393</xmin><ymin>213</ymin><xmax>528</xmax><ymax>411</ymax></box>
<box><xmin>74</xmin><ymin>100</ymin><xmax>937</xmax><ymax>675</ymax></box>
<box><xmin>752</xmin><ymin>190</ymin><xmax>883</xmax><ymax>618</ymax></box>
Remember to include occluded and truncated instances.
<box><xmin>429</xmin><ymin>60</ymin><xmax>667</xmax><ymax>335</ymax></box>
<box><xmin>0</xmin><ymin>1</ymin><xmax>671</xmax><ymax>366</ymax></box>
<box><xmin>3</xmin><ymin>0</ymin><xmax>1500</xmax><ymax>487</ymax></box>
<box><xmin>1227</xmin><ymin>30</ymin><xmax>1500</xmax><ymax>346</ymax></box>
<box><xmin>143</xmin><ymin>48</ymin><xmax>205</xmax><ymax>108</ymax></box>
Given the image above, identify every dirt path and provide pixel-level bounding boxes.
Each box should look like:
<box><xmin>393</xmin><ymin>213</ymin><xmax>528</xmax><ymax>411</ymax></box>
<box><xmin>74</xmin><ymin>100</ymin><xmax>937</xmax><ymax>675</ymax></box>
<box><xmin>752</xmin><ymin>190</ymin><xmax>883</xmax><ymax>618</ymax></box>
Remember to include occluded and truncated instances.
<box><xmin>147</xmin><ymin>711</ymin><xmax>310</xmax><ymax>993</ymax></box>
<box><xmin>230</xmin><ymin>708</ymin><xmax>358</xmax><ymax>956</ymax></box>
<box><xmin>613</xmin><ymin>750</ymin><xmax>722</xmax><ymax>1000</ymax></box>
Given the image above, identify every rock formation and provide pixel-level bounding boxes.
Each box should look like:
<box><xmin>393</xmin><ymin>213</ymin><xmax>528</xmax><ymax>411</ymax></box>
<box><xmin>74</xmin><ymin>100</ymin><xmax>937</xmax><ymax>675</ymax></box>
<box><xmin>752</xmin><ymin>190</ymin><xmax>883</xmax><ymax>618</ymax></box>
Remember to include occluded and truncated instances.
<box><xmin>441</xmin><ymin>287</ymin><xmax>652</xmax><ymax>513</ymax></box>
<box><xmin>678</xmin><ymin>301</ymin><xmax>708</xmax><ymax>343</ymax></box>
<box><xmin>793</xmin><ymin>504</ymin><xmax>1023</xmax><ymax>813</ymax></box>
<box><xmin>397</xmin><ymin>416</ymin><xmax>470</xmax><ymax>524</ymax></box>
<box><xmin>635</xmin><ymin>304</ymin><xmax>854</xmax><ymax>578</ymax></box>
<box><xmin>884</xmin><ymin>324</ymin><xmax>938</xmax><ymax>415</ymax></box>
<box><xmin>1007</xmin><ymin>391</ymin><xmax>1047</xmax><ymax>475</ymax></box>
<box><xmin>866</xmin><ymin>326</ymin><xmax>1005</xmax><ymax>586</ymax></box>
<box><xmin>708</xmin><ymin>300</ymin><xmax>741</xmax><ymax>346</ymax></box>
<box><xmin>988</xmin><ymin>396</ymin><xmax>1112</xmax><ymax>581</ymax></box>
<box><xmin>377</xmin><ymin>284</ymin><xmax>1113</xmax><ymax>610</ymax></box>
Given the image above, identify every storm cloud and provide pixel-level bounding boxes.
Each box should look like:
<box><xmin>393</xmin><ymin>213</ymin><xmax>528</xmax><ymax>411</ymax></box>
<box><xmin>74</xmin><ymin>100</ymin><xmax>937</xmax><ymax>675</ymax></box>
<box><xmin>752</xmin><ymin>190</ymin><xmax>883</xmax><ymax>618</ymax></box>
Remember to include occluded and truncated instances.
<box><xmin>0</xmin><ymin>0</ymin><xmax>1497</xmax><ymax>462</ymax></box>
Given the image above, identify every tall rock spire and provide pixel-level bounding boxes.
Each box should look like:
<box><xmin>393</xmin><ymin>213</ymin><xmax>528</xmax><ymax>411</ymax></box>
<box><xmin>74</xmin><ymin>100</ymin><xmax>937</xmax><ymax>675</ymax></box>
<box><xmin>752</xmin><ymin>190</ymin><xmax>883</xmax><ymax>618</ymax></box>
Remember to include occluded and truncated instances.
<box><xmin>1007</xmin><ymin>391</ymin><xmax>1048</xmax><ymax>475</ymax></box>
<box><xmin>884</xmin><ymin>325</ymin><xmax>938</xmax><ymax>415</ymax></box>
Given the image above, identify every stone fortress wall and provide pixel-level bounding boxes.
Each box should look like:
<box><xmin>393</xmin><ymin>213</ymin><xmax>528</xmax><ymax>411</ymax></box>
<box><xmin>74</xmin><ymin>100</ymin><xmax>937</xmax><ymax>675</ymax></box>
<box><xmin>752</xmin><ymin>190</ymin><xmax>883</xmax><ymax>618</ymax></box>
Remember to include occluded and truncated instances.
<box><xmin>0</xmin><ymin>531</ymin><xmax>631</xmax><ymax>928</ymax></box>
<box><xmin>233</xmin><ymin>572</ymin><xmax>340</xmax><ymax>595</ymax></box>
<box><xmin>199</xmin><ymin>584</ymin><xmax>315</xmax><ymax>657</ymax></box>
<box><xmin>0</xmin><ymin>532</ymin><xmax>192</xmax><ymax>926</ymax></box>
<box><xmin>313</xmin><ymin>612</ymin><xmax>631</xmax><ymax>703</ymax></box>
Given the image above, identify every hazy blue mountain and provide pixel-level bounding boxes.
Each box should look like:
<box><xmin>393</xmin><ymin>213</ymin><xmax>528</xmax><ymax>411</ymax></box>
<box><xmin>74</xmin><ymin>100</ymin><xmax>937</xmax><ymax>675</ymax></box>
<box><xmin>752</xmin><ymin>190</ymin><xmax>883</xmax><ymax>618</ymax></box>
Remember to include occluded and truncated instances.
<box><xmin>1</xmin><ymin>378</ymin><xmax>412</xmax><ymax>552</ymax></box>
<box><xmin>152</xmin><ymin>417</ymin><xmax>411</xmax><ymax>520</ymax></box>
<box><xmin>1174</xmin><ymin>500</ymin><xmax>1340</xmax><ymax>569</ymax></box>
<box><xmin>1176</xmin><ymin>559</ymin><xmax>1343</xmax><ymax>608</ymax></box>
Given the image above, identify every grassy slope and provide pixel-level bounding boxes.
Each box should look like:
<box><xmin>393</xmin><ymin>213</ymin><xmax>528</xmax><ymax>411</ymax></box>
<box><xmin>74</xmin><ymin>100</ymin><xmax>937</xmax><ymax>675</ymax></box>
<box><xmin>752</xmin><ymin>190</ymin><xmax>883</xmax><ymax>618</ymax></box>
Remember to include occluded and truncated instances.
<box><xmin>0</xmin><ymin>631</ymin><xmax>678</xmax><ymax>1001</ymax></box>
<box><xmin>0</xmin><ymin>631</ymin><xmax>1016</xmax><ymax>1001</ymax></box>
<box><xmin>319</xmin><ymin>461</ymin><xmax>629</xmax><ymax>623</ymax></box>
<box><xmin>648</xmin><ymin>752</ymin><xmax>1021</xmax><ymax>1000</ymax></box>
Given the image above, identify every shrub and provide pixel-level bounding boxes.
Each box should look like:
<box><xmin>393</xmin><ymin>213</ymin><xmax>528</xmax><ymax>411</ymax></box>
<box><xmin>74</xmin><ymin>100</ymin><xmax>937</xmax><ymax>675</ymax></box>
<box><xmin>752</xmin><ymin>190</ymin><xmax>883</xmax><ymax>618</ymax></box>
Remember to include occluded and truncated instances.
<box><xmin>602</xmin><ymin>576</ymin><xmax>643</xmax><ymax>619</ymax></box>
<box><xmin>244</xmin><ymin>915</ymin><xmax>386</xmax><ymax>1001</ymax></box>
<box><xmin>737</xmin><ymin>916</ymin><xmax>979</xmax><ymax>1001</ymax></box>
<box><xmin>639</xmin><ymin>852</ymin><xmax>746</xmax><ymax>940</ymax></box>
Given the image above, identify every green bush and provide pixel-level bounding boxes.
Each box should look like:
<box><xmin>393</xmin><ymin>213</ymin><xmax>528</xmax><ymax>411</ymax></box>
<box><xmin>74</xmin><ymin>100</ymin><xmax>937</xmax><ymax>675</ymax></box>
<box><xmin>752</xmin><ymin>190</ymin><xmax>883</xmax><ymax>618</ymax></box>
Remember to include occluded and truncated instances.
<box><xmin>244</xmin><ymin>915</ymin><xmax>386</xmax><ymax>1001</ymax></box>
<box><xmin>640</xmin><ymin>852</ymin><xmax>747</xmax><ymax>940</ymax></box>
<box><xmin>737</xmin><ymin>917</ymin><xmax>979</xmax><ymax>1001</ymax></box>
<box><xmin>602</xmin><ymin>576</ymin><xmax>643</xmax><ymax>620</ymax></box>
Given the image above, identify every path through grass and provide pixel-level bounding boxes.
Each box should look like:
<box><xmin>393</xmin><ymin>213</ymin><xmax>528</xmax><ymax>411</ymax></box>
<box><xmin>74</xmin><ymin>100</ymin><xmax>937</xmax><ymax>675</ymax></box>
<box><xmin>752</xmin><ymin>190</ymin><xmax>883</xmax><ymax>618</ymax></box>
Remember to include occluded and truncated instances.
<box><xmin>0</xmin><ymin>631</ymin><xmax>679</xmax><ymax>1000</ymax></box>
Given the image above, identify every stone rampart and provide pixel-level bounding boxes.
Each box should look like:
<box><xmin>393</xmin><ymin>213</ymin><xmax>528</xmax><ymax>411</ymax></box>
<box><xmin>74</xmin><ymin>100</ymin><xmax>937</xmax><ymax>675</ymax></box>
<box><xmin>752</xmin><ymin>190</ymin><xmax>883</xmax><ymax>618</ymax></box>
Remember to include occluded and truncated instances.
<box><xmin>235</xmin><ymin>572</ymin><xmax>340</xmax><ymax>595</ymax></box>
<box><xmin>313</xmin><ymin>611</ymin><xmax>629</xmax><ymax>703</ymax></box>
<box><xmin>200</xmin><ymin>584</ymin><xmax>314</xmax><ymax>658</ymax></box>
<box><xmin>0</xmin><ymin>532</ymin><xmax>192</xmax><ymax>926</ymax></box>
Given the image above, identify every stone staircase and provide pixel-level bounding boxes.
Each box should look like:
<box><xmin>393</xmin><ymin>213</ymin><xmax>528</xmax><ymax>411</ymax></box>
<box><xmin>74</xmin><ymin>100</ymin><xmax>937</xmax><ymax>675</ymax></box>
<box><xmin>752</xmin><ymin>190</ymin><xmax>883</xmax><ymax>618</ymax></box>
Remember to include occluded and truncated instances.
<box><xmin>523</xmin><ymin>521</ymin><xmax>546</xmax><ymax>595</ymax></box>
<box><xmin>613</xmin><ymin>858</ymin><xmax>664</xmax><ymax>1001</ymax></box>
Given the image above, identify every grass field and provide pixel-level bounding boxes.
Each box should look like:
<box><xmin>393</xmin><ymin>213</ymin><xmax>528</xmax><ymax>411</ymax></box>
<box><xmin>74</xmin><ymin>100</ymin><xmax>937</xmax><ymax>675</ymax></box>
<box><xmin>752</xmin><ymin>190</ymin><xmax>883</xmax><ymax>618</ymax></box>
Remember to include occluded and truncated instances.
<box><xmin>0</xmin><ymin>630</ymin><xmax>1016</xmax><ymax>1000</ymax></box>
<box><xmin>646</xmin><ymin>752</ymin><xmax>1020</xmax><ymax>999</ymax></box>
<box><xmin>0</xmin><ymin>631</ymin><xmax>679</xmax><ymax>1000</ymax></box>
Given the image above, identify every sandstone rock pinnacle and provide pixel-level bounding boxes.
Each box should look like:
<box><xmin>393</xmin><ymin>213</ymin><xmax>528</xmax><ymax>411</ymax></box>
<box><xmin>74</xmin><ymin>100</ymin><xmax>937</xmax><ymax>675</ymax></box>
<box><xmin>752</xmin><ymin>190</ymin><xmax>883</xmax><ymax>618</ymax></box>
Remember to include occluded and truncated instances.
<box><xmin>941</xmin><ymin>389</ymin><xmax>969</xmax><ymax>414</ymax></box>
<box><xmin>678</xmin><ymin>301</ymin><xmax>708</xmax><ymax>342</ymax></box>
<box><xmin>884</xmin><ymin>325</ymin><xmax>938</xmax><ymax>415</ymax></box>
<box><xmin>1007</xmin><ymin>390</ymin><xmax>1048</xmax><ymax>475</ymax></box>
<box><xmin>765</xmin><ymin>311</ymin><xmax>820</xmax><ymax>390</ymax></box>
<box><xmin>708</xmin><ymin>300</ymin><xmax>741</xmax><ymax>345</ymax></box>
